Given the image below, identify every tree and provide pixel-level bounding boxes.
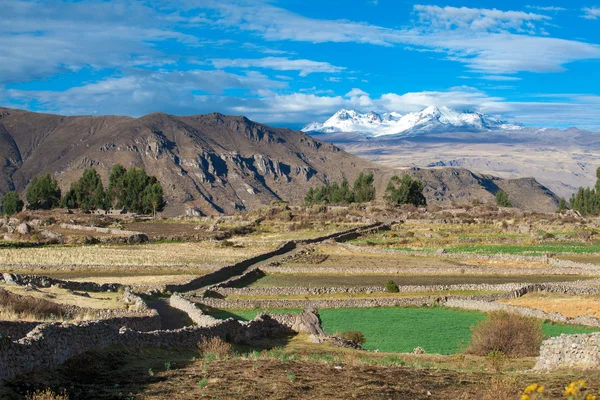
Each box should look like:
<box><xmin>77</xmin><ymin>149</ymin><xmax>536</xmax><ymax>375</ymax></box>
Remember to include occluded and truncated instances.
<box><xmin>122</xmin><ymin>168</ymin><xmax>152</xmax><ymax>213</ymax></box>
<box><xmin>107</xmin><ymin>164</ymin><xmax>127</xmax><ymax>208</ymax></box>
<box><xmin>558</xmin><ymin>198</ymin><xmax>568</xmax><ymax>212</ymax></box>
<box><xmin>384</xmin><ymin>175</ymin><xmax>426</xmax><ymax>207</ymax></box>
<box><xmin>68</xmin><ymin>168</ymin><xmax>107</xmax><ymax>212</ymax></box>
<box><xmin>353</xmin><ymin>172</ymin><xmax>376</xmax><ymax>203</ymax></box>
<box><xmin>1</xmin><ymin>192</ymin><xmax>24</xmax><ymax>216</ymax></box>
<box><xmin>143</xmin><ymin>182</ymin><xmax>164</xmax><ymax>217</ymax></box>
<box><xmin>26</xmin><ymin>174</ymin><xmax>61</xmax><ymax>209</ymax></box>
<box><xmin>495</xmin><ymin>190</ymin><xmax>513</xmax><ymax>208</ymax></box>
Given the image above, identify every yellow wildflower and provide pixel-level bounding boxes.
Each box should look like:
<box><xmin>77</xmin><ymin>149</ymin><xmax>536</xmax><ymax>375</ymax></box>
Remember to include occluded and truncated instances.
<box><xmin>524</xmin><ymin>384</ymin><xmax>539</xmax><ymax>394</ymax></box>
<box><xmin>585</xmin><ymin>395</ymin><xmax>597</xmax><ymax>400</ymax></box>
<box><xmin>521</xmin><ymin>395</ymin><xmax>530</xmax><ymax>400</ymax></box>
<box><xmin>537</xmin><ymin>386</ymin><xmax>545</xmax><ymax>393</ymax></box>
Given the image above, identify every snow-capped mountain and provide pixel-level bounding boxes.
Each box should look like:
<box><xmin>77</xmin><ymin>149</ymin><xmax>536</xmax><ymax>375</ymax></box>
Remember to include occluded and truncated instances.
<box><xmin>302</xmin><ymin>106</ymin><xmax>522</xmax><ymax>137</ymax></box>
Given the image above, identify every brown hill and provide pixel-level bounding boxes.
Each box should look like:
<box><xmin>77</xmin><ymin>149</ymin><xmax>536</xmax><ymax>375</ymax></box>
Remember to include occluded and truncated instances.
<box><xmin>0</xmin><ymin>107</ymin><xmax>559</xmax><ymax>215</ymax></box>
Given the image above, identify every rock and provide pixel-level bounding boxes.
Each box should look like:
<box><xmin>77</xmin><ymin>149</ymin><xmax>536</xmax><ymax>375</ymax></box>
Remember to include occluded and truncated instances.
<box><xmin>127</xmin><ymin>233</ymin><xmax>149</xmax><ymax>244</ymax></box>
<box><xmin>291</xmin><ymin>307</ymin><xmax>326</xmax><ymax>336</ymax></box>
<box><xmin>207</xmin><ymin>224</ymin><xmax>219</xmax><ymax>232</ymax></box>
<box><xmin>309</xmin><ymin>334</ymin><xmax>324</xmax><ymax>344</ymax></box>
<box><xmin>413</xmin><ymin>346</ymin><xmax>426</xmax><ymax>354</ymax></box>
<box><xmin>16</xmin><ymin>223</ymin><xmax>32</xmax><ymax>235</ymax></box>
<box><xmin>2</xmin><ymin>273</ymin><xmax>17</xmax><ymax>285</ymax></box>
<box><xmin>186</xmin><ymin>208</ymin><xmax>203</xmax><ymax>217</ymax></box>
<box><xmin>40</xmin><ymin>230</ymin><xmax>64</xmax><ymax>243</ymax></box>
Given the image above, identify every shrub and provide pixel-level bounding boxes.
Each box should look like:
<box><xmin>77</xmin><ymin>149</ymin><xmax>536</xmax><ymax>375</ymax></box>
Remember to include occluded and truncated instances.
<box><xmin>197</xmin><ymin>336</ymin><xmax>233</xmax><ymax>359</ymax></box>
<box><xmin>25</xmin><ymin>389</ymin><xmax>69</xmax><ymax>400</ymax></box>
<box><xmin>385</xmin><ymin>280</ymin><xmax>399</xmax><ymax>293</ymax></box>
<box><xmin>466</xmin><ymin>311</ymin><xmax>544</xmax><ymax>357</ymax></box>
<box><xmin>336</xmin><ymin>330</ymin><xmax>366</xmax><ymax>345</ymax></box>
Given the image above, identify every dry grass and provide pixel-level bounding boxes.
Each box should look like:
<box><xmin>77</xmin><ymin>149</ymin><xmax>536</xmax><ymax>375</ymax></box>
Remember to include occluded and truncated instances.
<box><xmin>232</xmin><ymin>222</ymin><xmax>363</xmax><ymax>244</ymax></box>
<box><xmin>69</xmin><ymin>274</ymin><xmax>199</xmax><ymax>286</ymax></box>
<box><xmin>25</xmin><ymin>389</ymin><xmax>69</xmax><ymax>400</ymax></box>
<box><xmin>501</xmin><ymin>292</ymin><xmax>600</xmax><ymax>318</ymax></box>
<box><xmin>1</xmin><ymin>283</ymin><xmax>123</xmax><ymax>310</ymax></box>
<box><xmin>0</xmin><ymin>242</ymin><xmax>275</xmax><ymax>267</ymax></box>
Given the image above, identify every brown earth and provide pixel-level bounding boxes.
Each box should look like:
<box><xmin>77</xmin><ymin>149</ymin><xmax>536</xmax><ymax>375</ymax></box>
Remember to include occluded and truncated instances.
<box><xmin>0</xmin><ymin>107</ymin><xmax>559</xmax><ymax>215</ymax></box>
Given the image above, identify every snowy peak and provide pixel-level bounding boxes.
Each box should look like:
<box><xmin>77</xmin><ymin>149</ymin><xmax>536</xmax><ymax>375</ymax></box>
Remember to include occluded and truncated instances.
<box><xmin>302</xmin><ymin>107</ymin><xmax>522</xmax><ymax>137</ymax></box>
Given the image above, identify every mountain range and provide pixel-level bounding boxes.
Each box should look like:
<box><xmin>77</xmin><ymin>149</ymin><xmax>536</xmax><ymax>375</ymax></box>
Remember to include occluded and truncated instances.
<box><xmin>305</xmin><ymin>107</ymin><xmax>600</xmax><ymax>199</ymax></box>
<box><xmin>0</xmin><ymin>107</ymin><xmax>560</xmax><ymax>215</ymax></box>
<box><xmin>302</xmin><ymin>106</ymin><xmax>522</xmax><ymax>137</ymax></box>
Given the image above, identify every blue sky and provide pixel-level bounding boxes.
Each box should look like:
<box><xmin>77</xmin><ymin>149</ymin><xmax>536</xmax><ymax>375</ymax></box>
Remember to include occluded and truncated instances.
<box><xmin>2</xmin><ymin>0</ymin><xmax>600</xmax><ymax>130</ymax></box>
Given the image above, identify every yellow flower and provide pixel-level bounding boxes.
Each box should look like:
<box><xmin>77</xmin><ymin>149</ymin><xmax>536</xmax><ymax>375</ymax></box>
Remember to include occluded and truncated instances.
<box><xmin>585</xmin><ymin>395</ymin><xmax>597</xmax><ymax>400</ymax></box>
<box><xmin>537</xmin><ymin>386</ymin><xmax>545</xmax><ymax>393</ymax></box>
<box><xmin>521</xmin><ymin>395</ymin><xmax>531</xmax><ymax>400</ymax></box>
<box><xmin>565</xmin><ymin>386</ymin><xmax>579</xmax><ymax>397</ymax></box>
<box><xmin>524</xmin><ymin>384</ymin><xmax>539</xmax><ymax>394</ymax></box>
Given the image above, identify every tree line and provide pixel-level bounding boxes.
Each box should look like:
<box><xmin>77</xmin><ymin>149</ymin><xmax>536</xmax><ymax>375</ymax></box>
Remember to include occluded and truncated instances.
<box><xmin>570</xmin><ymin>167</ymin><xmax>600</xmax><ymax>216</ymax></box>
<box><xmin>304</xmin><ymin>172</ymin><xmax>427</xmax><ymax>207</ymax></box>
<box><xmin>0</xmin><ymin>165</ymin><xmax>164</xmax><ymax>216</ymax></box>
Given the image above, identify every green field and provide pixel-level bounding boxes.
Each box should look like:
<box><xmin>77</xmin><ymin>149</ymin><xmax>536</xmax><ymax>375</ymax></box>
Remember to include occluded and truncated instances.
<box><xmin>387</xmin><ymin>243</ymin><xmax>600</xmax><ymax>256</ymax></box>
<box><xmin>249</xmin><ymin>274</ymin><xmax>591</xmax><ymax>288</ymax></box>
<box><xmin>210</xmin><ymin>307</ymin><xmax>600</xmax><ymax>354</ymax></box>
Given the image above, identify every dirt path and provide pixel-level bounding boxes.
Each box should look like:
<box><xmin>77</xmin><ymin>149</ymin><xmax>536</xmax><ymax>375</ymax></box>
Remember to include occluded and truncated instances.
<box><xmin>148</xmin><ymin>300</ymin><xmax>194</xmax><ymax>330</ymax></box>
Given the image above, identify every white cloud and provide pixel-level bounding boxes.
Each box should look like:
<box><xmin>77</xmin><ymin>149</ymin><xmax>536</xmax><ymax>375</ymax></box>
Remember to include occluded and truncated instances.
<box><xmin>526</xmin><ymin>5</ymin><xmax>567</xmax><ymax>12</ymax></box>
<box><xmin>582</xmin><ymin>7</ymin><xmax>600</xmax><ymax>19</ymax></box>
<box><xmin>0</xmin><ymin>0</ymin><xmax>202</xmax><ymax>84</ymax></box>
<box><xmin>345</xmin><ymin>88</ymin><xmax>369</xmax><ymax>97</ymax></box>
<box><xmin>209</xmin><ymin>57</ymin><xmax>345</xmax><ymax>76</ymax></box>
<box><xmin>204</xmin><ymin>2</ymin><xmax>600</xmax><ymax>76</ymax></box>
<box><xmin>413</xmin><ymin>5</ymin><xmax>550</xmax><ymax>34</ymax></box>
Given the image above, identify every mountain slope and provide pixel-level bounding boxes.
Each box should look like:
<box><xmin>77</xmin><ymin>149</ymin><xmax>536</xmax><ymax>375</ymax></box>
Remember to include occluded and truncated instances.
<box><xmin>303</xmin><ymin>107</ymin><xmax>522</xmax><ymax>137</ymax></box>
<box><xmin>0</xmin><ymin>107</ymin><xmax>559</xmax><ymax>214</ymax></box>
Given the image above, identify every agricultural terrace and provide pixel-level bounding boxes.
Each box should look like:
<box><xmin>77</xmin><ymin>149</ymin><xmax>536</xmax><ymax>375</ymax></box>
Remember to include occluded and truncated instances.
<box><xmin>3</xmin><ymin>203</ymin><xmax>600</xmax><ymax>398</ymax></box>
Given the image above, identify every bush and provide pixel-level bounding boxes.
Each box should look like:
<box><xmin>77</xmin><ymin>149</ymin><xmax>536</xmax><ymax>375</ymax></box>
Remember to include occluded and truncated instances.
<box><xmin>197</xmin><ymin>336</ymin><xmax>233</xmax><ymax>359</ymax></box>
<box><xmin>385</xmin><ymin>280</ymin><xmax>399</xmax><ymax>293</ymax></box>
<box><xmin>336</xmin><ymin>330</ymin><xmax>366</xmax><ymax>345</ymax></box>
<box><xmin>466</xmin><ymin>311</ymin><xmax>544</xmax><ymax>357</ymax></box>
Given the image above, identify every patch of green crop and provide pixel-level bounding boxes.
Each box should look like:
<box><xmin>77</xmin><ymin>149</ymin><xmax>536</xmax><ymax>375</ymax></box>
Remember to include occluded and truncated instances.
<box><xmin>212</xmin><ymin>307</ymin><xmax>600</xmax><ymax>355</ymax></box>
<box><xmin>416</xmin><ymin>243</ymin><xmax>600</xmax><ymax>256</ymax></box>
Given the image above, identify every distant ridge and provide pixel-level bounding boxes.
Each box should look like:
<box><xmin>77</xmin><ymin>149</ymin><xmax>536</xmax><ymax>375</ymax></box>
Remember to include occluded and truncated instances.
<box><xmin>0</xmin><ymin>107</ymin><xmax>560</xmax><ymax>214</ymax></box>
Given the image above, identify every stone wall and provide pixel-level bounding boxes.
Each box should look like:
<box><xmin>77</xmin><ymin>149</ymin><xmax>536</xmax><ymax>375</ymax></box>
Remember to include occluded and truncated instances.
<box><xmin>1</xmin><ymin>273</ymin><xmax>122</xmax><ymax>292</ymax></box>
<box><xmin>58</xmin><ymin>223</ymin><xmax>140</xmax><ymax>236</ymax></box>
<box><xmin>194</xmin><ymin>296</ymin><xmax>441</xmax><ymax>310</ymax></box>
<box><xmin>535</xmin><ymin>333</ymin><xmax>600</xmax><ymax>370</ymax></box>
<box><xmin>0</xmin><ymin>321</ymin><xmax>40</xmax><ymax>340</ymax></box>
<box><xmin>0</xmin><ymin>312</ymin><xmax>294</xmax><ymax>384</ymax></box>
<box><xmin>169</xmin><ymin>294</ymin><xmax>222</xmax><ymax>327</ymax></box>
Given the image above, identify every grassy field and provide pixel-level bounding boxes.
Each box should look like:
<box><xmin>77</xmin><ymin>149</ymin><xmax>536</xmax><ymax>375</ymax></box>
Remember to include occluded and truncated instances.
<box><xmin>0</xmin><ymin>242</ymin><xmax>275</xmax><ymax>267</ymax></box>
<box><xmin>0</xmin><ymin>283</ymin><xmax>124</xmax><ymax>310</ymax></box>
<box><xmin>249</xmin><ymin>274</ymin><xmax>590</xmax><ymax>288</ymax></box>
<box><xmin>211</xmin><ymin>307</ymin><xmax>600</xmax><ymax>354</ymax></box>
